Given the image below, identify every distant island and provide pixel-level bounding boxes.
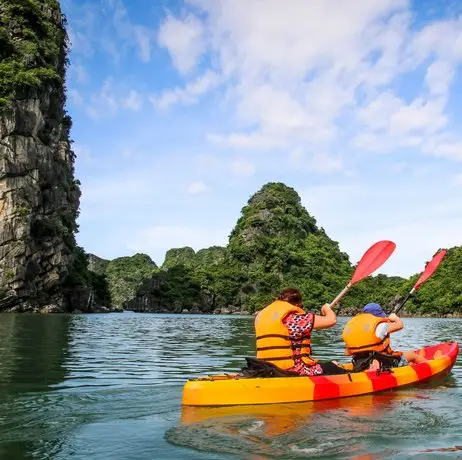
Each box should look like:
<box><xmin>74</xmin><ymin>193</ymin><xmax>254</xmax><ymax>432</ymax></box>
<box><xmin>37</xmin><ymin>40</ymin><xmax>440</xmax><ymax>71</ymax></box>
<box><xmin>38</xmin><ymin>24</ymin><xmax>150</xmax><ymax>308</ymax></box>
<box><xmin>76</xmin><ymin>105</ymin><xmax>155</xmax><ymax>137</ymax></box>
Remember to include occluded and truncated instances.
<box><xmin>0</xmin><ymin>2</ymin><xmax>460</xmax><ymax>317</ymax></box>
<box><xmin>85</xmin><ymin>182</ymin><xmax>462</xmax><ymax>318</ymax></box>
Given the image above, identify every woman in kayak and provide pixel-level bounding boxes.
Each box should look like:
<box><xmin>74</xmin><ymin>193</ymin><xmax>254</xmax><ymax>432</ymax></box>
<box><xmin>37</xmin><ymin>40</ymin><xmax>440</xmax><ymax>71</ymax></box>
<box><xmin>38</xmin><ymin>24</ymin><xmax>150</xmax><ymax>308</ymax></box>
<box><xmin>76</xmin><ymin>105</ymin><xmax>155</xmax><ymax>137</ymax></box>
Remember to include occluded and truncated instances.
<box><xmin>253</xmin><ymin>287</ymin><xmax>348</xmax><ymax>376</ymax></box>
<box><xmin>342</xmin><ymin>303</ymin><xmax>428</xmax><ymax>372</ymax></box>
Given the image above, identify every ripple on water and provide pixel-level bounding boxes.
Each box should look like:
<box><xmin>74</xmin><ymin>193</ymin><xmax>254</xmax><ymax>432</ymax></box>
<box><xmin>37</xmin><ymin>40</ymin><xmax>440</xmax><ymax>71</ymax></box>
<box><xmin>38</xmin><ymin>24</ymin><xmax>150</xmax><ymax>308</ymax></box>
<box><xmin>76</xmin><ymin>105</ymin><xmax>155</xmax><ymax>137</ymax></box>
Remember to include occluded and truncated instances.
<box><xmin>0</xmin><ymin>313</ymin><xmax>460</xmax><ymax>459</ymax></box>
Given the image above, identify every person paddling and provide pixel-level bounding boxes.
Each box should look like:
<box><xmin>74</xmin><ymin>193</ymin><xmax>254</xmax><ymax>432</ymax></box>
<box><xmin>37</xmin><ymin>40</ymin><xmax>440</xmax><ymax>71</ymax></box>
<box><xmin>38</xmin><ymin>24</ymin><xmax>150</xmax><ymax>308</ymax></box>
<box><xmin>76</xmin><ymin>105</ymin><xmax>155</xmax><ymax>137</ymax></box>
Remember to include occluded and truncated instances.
<box><xmin>341</xmin><ymin>303</ymin><xmax>427</xmax><ymax>372</ymax></box>
<box><xmin>253</xmin><ymin>288</ymin><xmax>348</xmax><ymax>376</ymax></box>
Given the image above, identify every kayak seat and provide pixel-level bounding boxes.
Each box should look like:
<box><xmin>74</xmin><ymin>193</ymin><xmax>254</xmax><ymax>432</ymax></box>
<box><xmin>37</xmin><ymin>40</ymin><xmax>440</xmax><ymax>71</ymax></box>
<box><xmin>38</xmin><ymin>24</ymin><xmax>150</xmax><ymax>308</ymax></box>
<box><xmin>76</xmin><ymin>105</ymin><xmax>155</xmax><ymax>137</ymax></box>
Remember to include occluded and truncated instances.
<box><xmin>238</xmin><ymin>357</ymin><xmax>302</xmax><ymax>378</ymax></box>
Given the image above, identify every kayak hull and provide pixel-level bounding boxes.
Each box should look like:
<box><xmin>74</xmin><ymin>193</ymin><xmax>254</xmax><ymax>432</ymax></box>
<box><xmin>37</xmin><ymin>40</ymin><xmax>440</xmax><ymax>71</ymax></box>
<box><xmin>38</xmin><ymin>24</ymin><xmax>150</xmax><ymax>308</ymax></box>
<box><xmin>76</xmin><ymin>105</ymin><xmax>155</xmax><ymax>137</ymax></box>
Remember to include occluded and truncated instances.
<box><xmin>181</xmin><ymin>341</ymin><xmax>459</xmax><ymax>407</ymax></box>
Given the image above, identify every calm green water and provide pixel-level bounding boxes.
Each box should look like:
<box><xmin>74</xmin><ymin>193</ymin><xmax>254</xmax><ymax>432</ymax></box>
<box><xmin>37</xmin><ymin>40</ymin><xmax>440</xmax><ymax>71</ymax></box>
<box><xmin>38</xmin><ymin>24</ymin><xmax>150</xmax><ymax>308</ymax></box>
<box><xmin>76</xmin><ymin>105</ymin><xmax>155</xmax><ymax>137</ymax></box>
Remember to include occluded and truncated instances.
<box><xmin>0</xmin><ymin>313</ymin><xmax>460</xmax><ymax>459</ymax></box>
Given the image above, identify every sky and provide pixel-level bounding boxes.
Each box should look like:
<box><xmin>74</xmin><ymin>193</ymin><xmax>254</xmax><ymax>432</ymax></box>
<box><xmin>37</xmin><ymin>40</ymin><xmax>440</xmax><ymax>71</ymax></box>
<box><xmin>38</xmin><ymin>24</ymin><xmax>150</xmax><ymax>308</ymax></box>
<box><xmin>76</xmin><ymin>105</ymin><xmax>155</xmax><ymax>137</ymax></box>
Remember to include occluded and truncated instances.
<box><xmin>62</xmin><ymin>0</ymin><xmax>462</xmax><ymax>278</ymax></box>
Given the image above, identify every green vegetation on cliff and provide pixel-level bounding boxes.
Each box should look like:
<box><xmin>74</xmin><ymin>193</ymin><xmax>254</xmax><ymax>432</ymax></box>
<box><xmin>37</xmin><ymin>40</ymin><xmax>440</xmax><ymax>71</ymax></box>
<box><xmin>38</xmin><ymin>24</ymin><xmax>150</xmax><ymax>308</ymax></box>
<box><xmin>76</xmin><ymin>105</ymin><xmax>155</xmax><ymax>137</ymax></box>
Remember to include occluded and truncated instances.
<box><xmin>87</xmin><ymin>253</ymin><xmax>158</xmax><ymax>308</ymax></box>
<box><xmin>162</xmin><ymin>247</ymin><xmax>196</xmax><ymax>270</ymax></box>
<box><xmin>223</xmin><ymin>183</ymin><xmax>353</xmax><ymax>311</ymax></box>
<box><xmin>0</xmin><ymin>0</ymin><xmax>67</xmax><ymax>109</ymax></box>
<box><xmin>162</xmin><ymin>246</ymin><xmax>226</xmax><ymax>270</ymax></box>
<box><xmin>406</xmin><ymin>247</ymin><xmax>462</xmax><ymax>315</ymax></box>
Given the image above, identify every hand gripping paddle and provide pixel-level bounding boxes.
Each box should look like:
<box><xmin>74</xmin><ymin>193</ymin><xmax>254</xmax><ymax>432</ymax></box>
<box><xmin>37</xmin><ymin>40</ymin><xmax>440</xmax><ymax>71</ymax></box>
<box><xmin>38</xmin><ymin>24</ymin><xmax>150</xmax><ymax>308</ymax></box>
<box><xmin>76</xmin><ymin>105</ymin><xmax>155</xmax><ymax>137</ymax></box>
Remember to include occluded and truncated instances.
<box><xmin>329</xmin><ymin>240</ymin><xmax>396</xmax><ymax>308</ymax></box>
<box><xmin>391</xmin><ymin>249</ymin><xmax>447</xmax><ymax>315</ymax></box>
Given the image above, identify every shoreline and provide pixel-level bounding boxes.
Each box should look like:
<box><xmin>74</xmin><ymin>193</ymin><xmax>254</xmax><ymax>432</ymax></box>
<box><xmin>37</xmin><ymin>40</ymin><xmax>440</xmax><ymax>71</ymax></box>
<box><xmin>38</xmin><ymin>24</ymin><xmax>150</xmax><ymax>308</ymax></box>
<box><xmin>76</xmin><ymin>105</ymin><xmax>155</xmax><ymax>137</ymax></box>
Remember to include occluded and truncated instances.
<box><xmin>120</xmin><ymin>310</ymin><xmax>462</xmax><ymax>319</ymax></box>
<box><xmin>1</xmin><ymin>309</ymin><xmax>461</xmax><ymax>319</ymax></box>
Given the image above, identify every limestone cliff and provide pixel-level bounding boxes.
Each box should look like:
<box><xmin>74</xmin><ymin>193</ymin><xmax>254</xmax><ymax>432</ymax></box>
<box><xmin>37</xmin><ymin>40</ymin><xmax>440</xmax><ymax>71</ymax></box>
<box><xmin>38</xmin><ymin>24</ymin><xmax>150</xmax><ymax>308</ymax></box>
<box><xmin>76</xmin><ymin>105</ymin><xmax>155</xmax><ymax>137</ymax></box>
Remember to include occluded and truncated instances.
<box><xmin>0</xmin><ymin>0</ymin><xmax>91</xmax><ymax>312</ymax></box>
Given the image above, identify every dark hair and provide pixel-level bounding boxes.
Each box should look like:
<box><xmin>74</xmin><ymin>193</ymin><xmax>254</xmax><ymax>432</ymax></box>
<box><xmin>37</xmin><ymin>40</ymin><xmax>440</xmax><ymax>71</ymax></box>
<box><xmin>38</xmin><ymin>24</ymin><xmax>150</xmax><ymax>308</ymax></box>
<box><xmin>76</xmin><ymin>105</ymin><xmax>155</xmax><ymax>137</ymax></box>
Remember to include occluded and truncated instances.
<box><xmin>278</xmin><ymin>287</ymin><xmax>303</xmax><ymax>306</ymax></box>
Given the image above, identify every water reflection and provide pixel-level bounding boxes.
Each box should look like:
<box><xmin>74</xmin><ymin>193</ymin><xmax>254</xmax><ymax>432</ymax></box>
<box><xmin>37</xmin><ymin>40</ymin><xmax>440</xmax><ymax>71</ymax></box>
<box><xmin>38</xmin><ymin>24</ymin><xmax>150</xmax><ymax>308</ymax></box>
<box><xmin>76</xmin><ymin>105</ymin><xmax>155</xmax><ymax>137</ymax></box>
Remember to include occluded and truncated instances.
<box><xmin>0</xmin><ymin>313</ymin><xmax>72</xmax><ymax>393</ymax></box>
<box><xmin>0</xmin><ymin>313</ymin><xmax>73</xmax><ymax>459</ymax></box>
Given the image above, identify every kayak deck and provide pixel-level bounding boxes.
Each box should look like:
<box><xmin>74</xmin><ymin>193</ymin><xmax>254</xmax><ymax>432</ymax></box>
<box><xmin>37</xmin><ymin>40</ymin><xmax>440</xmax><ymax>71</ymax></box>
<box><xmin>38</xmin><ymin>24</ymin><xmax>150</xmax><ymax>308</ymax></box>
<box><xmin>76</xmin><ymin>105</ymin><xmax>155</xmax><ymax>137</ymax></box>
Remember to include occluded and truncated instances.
<box><xmin>181</xmin><ymin>341</ymin><xmax>459</xmax><ymax>407</ymax></box>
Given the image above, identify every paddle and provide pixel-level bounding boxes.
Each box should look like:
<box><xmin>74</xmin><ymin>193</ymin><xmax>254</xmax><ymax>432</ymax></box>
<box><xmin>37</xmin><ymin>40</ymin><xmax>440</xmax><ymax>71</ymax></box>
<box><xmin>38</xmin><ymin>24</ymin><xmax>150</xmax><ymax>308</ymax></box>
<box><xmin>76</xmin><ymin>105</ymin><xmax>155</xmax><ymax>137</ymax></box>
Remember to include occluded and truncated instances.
<box><xmin>329</xmin><ymin>240</ymin><xmax>396</xmax><ymax>308</ymax></box>
<box><xmin>391</xmin><ymin>249</ymin><xmax>447</xmax><ymax>315</ymax></box>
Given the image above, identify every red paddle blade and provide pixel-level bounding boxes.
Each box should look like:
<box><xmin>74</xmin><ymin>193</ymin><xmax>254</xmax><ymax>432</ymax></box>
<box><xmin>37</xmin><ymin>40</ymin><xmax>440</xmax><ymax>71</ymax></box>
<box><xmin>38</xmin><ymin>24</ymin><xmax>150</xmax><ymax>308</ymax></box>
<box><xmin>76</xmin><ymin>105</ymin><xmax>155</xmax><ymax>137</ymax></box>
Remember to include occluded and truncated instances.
<box><xmin>351</xmin><ymin>240</ymin><xmax>396</xmax><ymax>284</ymax></box>
<box><xmin>413</xmin><ymin>249</ymin><xmax>447</xmax><ymax>290</ymax></box>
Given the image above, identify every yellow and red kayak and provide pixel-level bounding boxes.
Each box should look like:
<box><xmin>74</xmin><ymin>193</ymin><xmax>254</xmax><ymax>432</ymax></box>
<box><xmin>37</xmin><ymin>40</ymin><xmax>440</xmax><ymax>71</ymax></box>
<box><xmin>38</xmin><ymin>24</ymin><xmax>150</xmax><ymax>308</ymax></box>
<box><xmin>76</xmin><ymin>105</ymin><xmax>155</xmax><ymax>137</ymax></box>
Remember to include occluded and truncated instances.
<box><xmin>181</xmin><ymin>341</ymin><xmax>459</xmax><ymax>407</ymax></box>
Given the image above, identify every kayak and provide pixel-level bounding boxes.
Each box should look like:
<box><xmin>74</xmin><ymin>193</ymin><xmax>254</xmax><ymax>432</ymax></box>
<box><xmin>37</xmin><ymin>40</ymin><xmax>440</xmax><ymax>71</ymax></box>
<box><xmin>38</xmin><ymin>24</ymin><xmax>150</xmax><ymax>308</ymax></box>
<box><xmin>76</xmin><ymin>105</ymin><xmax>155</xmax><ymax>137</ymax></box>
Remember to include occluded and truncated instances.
<box><xmin>181</xmin><ymin>341</ymin><xmax>459</xmax><ymax>407</ymax></box>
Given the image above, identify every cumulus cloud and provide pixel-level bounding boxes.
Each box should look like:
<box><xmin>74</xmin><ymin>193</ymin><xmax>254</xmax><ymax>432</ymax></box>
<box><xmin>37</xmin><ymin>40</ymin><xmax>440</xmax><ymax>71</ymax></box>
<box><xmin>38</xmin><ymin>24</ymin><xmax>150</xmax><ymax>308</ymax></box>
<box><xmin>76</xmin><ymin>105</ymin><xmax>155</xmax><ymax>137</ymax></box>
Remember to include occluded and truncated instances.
<box><xmin>230</xmin><ymin>160</ymin><xmax>255</xmax><ymax>177</ymax></box>
<box><xmin>150</xmin><ymin>0</ymin><xmax>462</xmax><ymax>167</ymax></box>
<box><xmin>453</xmin><ymin>173</ymin><xmax>462</xmax><ymax>186</ymax></box>
<box><xmin>149</xmin><ymin>70</ymin><xmax>220</xmax><ymax>110</ymax></box>
<box><xmin>73</xmin><ymin>144</ymin><xmax>94</xmax><ymax>165</ymax></box>
<box><xmin>86</xmin><ymin>79</ymin><xmax>143</xmax><ymax>119</ymax></box>
<box><xmin>122</xmin><ymin>90</ymin><xmax>142</xmax><ymax>111</ymax></box>
<box><xmin>67</xmin><ymin>1</ymin><xmax>462</xmax><ymax>276</ymax></box>
<box><xmin>64</xmin><ymin>0</ymin><xmax>155</xmax><ymax>63</ymax></box>
<box><xmin>157</xmin><ymin>13</ymin><xmax>206</xmax><ymax>74</ymax></box>
<box><xmin>187</xmin><ymin>181</ymin><xmax>209</xmax><ymax>194</ymax></box>
<box><xmin>69</xmin><ymin>89</ymin><xmax>84</xmax><ymax>107</ymax></box>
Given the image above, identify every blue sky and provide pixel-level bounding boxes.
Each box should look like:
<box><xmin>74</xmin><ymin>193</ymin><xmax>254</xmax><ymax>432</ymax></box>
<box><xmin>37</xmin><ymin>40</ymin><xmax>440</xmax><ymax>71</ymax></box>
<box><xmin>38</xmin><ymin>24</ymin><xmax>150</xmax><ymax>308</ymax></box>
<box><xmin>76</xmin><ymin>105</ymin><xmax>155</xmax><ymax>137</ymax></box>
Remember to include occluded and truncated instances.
<box><xmin>62</xmin><ymin>0</ymin><xmax>462</xmax><ymax>277</ymax></box>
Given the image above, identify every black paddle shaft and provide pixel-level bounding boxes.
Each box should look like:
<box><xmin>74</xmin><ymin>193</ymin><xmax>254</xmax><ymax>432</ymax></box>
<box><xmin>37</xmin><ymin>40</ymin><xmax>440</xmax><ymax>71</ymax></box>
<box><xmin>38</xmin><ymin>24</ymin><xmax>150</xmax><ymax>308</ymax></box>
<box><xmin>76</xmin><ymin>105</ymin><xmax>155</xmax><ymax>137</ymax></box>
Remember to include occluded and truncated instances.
<box><xmin>391</xmin><ymin>291</ymin><xmax>413</xmax><ymax>315</ymax></box>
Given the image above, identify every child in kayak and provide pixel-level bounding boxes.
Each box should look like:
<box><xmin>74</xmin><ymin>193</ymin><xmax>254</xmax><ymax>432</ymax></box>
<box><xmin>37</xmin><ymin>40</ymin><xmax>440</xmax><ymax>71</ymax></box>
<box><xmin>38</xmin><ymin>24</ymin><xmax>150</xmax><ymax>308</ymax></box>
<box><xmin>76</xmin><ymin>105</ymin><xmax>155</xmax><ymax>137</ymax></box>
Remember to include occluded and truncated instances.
<box><xmin>252</xmin><ymin>287</ymin><xmax>348</xmax><ymax>376</ymax></box>
<box><xmin>342</xmin><ymin>303</ymin><xmax>428</xmax><ymax>372</ymax></box>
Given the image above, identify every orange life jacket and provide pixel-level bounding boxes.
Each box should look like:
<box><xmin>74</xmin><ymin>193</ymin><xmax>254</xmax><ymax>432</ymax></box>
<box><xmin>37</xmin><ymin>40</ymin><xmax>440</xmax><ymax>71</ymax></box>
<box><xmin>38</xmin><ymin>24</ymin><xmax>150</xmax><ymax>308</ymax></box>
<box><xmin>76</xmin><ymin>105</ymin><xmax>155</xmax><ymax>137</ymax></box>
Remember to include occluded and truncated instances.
<box><xmin>341</xmin><ymin>313</ymin><xmax>402</xmax><ymax>357</ymax></box>
<box><xmin>254</xmin><ymin>299</ymin><xmax>317</xmax><ymax>369</ymax></box>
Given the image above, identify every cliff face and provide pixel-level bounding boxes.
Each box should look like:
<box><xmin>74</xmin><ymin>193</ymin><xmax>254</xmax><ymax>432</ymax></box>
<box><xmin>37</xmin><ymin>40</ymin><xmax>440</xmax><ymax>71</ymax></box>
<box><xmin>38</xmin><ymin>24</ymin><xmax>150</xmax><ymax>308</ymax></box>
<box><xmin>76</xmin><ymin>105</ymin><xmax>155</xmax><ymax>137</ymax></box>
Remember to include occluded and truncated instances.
<box><xmin>0</xmin><ymin>1</ymin><xmax>90</xmax><ymax>312</ymax></box>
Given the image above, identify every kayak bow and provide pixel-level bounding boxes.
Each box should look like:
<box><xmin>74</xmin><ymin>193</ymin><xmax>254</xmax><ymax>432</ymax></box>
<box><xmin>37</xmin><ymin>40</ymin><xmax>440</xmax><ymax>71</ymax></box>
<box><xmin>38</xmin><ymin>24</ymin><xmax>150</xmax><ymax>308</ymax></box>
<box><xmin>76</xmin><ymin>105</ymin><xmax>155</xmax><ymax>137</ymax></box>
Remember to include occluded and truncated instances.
<box><xmin>181</xmin><ymin>341</ymin><xmax>459</xmax><ymax>407</ymax></box>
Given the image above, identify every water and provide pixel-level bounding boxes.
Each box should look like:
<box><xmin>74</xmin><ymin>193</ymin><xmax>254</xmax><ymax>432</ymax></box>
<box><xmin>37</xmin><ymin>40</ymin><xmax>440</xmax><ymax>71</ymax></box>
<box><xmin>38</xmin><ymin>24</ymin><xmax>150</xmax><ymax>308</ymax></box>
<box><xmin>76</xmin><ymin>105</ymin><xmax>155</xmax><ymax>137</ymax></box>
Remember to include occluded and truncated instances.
<box><xmin>0</xmin><ymin>313</ymin><xmax>460</xmax><ymax>459</ymax></box>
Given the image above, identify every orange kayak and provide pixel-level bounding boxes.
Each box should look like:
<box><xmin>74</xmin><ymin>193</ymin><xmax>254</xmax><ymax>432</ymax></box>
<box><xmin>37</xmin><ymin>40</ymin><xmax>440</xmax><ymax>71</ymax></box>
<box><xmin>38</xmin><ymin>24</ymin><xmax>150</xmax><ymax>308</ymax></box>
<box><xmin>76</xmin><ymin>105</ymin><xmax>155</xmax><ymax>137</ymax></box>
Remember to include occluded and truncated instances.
<box><xmin>181</xmin><ymin>341</ymin><xmax>459</xmax><ymax>407</ymax></box>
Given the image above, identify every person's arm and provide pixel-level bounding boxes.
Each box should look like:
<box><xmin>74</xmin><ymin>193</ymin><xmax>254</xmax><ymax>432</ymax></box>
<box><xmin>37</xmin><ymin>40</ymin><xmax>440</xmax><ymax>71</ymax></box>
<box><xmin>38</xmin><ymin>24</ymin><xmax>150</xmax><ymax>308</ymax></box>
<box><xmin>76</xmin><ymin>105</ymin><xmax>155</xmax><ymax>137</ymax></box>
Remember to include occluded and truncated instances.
<box><xmin>313</xmin><ymin>304</ymin><xmax>337</xmax><ymax>330</ymax></box>
<box><xmin>387</xmin><ymin>313</ymin><xmax>404</xmax><ymax>333</ymax></box>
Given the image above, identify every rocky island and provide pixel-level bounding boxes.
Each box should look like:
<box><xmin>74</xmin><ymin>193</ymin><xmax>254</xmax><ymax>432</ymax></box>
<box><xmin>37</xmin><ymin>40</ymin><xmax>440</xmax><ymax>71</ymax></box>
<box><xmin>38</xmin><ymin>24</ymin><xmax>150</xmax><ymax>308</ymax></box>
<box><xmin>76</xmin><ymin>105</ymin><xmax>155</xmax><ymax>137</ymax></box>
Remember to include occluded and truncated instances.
<box><xmin>0</xmin><ymin>0</ymin><xmax>110</xmax><ymax>313</ymax></box>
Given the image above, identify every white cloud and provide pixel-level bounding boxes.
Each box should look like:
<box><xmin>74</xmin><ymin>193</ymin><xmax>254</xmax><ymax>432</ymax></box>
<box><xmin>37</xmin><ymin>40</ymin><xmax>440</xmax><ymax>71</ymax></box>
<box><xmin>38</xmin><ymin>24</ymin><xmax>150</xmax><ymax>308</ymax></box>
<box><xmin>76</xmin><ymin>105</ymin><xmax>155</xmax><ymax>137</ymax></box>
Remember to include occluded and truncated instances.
<box><xmin>69</xmin><ymin>89</ymin><xmax>84</xmax><ymax>107</ymax></box>
<box><xmin>230</xmin><ymin>160</ymin><xmax>255</xmax><ymax>177</ymax></box>
<box><xmin>309</xmin><ymin>152</ymin><xmax>343</xmax><ymax>173</ymax></box>
<box><xmin>157</xmin><ymin>13</ymin><xmax>205</xmax><ymax>74</ymax></box>
<box><xmin>151</xmin><ymin>0</ymin><xmax>462</xmax><ymax>168</ymax></box>
<box><xmin>64</xmin><ymin>0</ymin><xmax>155</xmax><ymax>63</ymax></box>
<box><xmin>86</xmin><ymin>78</ymin><xmax>118</xmax><ymax>119</ymax></box>
<box><xmin>72</xmin><ymin>63</ymin><xmax>88</xmax><ymax>83</ymax></box>
<box><xmin>425</xmin><ymin>60</ymin><xmax>455</xmax><ymax>96</ymax></box>
<box><xmin>207</xmin><ymin>132</ymin><xmax>286</xmax><ymax>150</ymax></box>
<box><xmin>187</xmin><ymin>181</ymin><xmax>209</xmax><ymax>194</ymax></box>
<box><xmin>288</xmin><ymin>149</ymin><xmax>343</xmax><ymax>173</ymax></box>
<box><xmin>120</xmin><ymin>148</ymin><xmax>136</xmax><ymax>158</ymax></box>
<box><xmin>68</xmin><ymin>2</ymin><xmax>462</xmax><ymax>278</ymax></box>
<box><xmin>150</xmin><ymin>70</ymin><xmax>220</xmax><ymax>109</ymax></box>
<box><xmin>73</xmin><ymin>144</ymin><xmax>94</xmax><ymax>165</ymax></box>
<box><xmin>85</xmin><ymin>79</ymin><xmax>144</xmax><ymax>119</ymax></box>
<box><xmin>452</xmin><ymin>173</ymin><xmax>462</xmax><ymax>186</ymax></box>
<box><xmin>133</xmin><ymin>26</ymin><xmax>153</xmax><ymax>62</ymax></box>
<box><xmin>122</xmin><ymin>90</ymin><xmax>142</xmax><ymax>111</ymax></box>
<box><xmin>424</xmin><ymin>140</ymin><xmax>462</xmax><ymax>161</ymax></box>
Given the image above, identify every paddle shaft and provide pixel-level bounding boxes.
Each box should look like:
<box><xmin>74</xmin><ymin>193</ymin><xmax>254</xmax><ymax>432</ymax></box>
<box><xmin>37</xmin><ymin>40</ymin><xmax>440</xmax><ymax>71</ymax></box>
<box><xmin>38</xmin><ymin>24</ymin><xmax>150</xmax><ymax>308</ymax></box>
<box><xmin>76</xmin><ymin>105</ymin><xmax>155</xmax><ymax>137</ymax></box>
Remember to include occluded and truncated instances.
<box><xmin>391</xmin><ymin>288</ymin><xmax>415</xmax><ymax>315</ymax></box>
<box><xmin>390</xmin><ymin>249</ymin><xmax>446</xmax><ymax>315</ymax></box>
<box><xmin>329</xmin><ymin>282</ymin><xmax>352</xmax><ymax>309</ymax></box>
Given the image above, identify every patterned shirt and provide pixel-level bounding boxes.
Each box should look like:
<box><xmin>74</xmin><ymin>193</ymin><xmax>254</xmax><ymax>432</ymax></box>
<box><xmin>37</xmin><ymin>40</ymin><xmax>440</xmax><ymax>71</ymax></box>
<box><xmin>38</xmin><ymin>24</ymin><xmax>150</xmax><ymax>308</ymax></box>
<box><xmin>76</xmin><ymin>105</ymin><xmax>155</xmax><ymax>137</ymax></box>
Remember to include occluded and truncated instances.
<box><xmin>282</xmin><ymin>312</ymin><xmax>323</xmax><ymax>376</ymax></box>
